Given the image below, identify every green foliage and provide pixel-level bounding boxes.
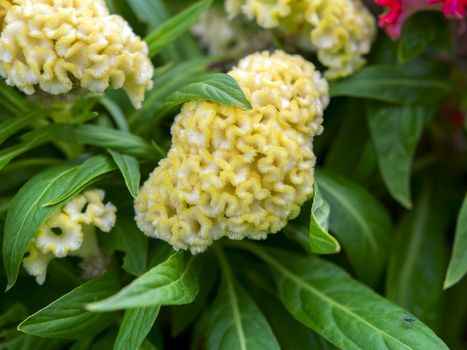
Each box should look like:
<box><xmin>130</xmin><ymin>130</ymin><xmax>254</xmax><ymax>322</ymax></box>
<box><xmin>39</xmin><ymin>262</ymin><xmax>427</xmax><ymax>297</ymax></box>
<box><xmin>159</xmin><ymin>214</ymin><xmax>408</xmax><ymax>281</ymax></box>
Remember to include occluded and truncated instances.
<box><xmin>18</xmin><ymin>271</ymin><xmax>120</xmax><ymax>339</ymax></box>
<box><xmin>444</xmin><ymin>194</ymin><xmax>467</xmax><ymax>289</ymax></box>
<box><xmin>0</xmin><ymin>1</ymin><xmax>465</xmax><ymax>349</ymax></box>
<box><xmin>87</xmin><ymin>252</ymin><xmax>201</xmax><ymax>311</ymax></box>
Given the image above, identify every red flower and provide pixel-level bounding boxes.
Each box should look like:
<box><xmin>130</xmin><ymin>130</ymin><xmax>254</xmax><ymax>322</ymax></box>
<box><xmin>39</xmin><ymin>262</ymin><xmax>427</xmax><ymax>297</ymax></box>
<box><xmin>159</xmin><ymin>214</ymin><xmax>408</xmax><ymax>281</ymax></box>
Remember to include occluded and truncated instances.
<box><xmin>376</xmin><ymin>0</ymin><xmax>466</xmax><ymax>37</ymax></box>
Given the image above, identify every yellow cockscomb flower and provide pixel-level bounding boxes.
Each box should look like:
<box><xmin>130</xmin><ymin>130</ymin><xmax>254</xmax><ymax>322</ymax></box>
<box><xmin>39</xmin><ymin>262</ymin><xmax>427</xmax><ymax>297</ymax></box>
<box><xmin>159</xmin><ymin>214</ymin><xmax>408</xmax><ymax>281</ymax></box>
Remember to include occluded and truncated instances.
<box><xmin>0</xmin><ymin>0</ymin><xmax>153</xmax><ymax>108</ymax></box>
<box><xmin>23</xmin><ymin>189</ymin><xmax>116</xmax><ymax>284</ymax></box>
<box><xmin>305</xmin><ymin>0</ymin><xmax>376</xmax><ymax>79</ymax></box>
<box><xmin>135</xmin><ymin>50</ymin><xmax>328</xmax><ymax>254</ymax></box>
<box><xmin>225</xmin><ymin>0</ymin><xmax>375</xmax><ymax>79</ymax></box>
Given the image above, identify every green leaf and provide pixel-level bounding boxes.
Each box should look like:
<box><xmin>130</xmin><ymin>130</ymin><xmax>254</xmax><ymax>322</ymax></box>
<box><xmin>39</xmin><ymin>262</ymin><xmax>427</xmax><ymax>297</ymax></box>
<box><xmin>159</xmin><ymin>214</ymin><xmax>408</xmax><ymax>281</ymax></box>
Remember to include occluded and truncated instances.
<box><xmin>316</xmin><ymin>170</ymin><xmax>392</xmax><ymax>285</ymax></box>
<box><xmin>100</xmin><ymin>97</ymin><xmax>129</xmax><ymax>132</ymax></box>
<box><xmin>386</xmin><ymin>186</ymin><xmax>447</xmax><ymax>327</ymax></box>
<box><xmin>0</xmin><ymin>111</ymin><xmax>42</xmax><ymax>145</ymax></box>
<box><xmin>246</xmin><ymin>246</ymin><xmax>449</xmax><ymax>350</ymax></box>
<box><xmin>114</xmin><ymin>218</ymin><xmax>148</xmax><ymax>276</ymax></box>
<box><xmin>45</xmin><ymin>155</ymin><xmax>117</xmax><ymax>206</ymax></box>
<box><xmin>108</xmin><ymin>150</ymin><xmax>141</xmax><ymax>198</ymax></box>
<box><xmin>145</xmin><ymin>0</ymin><xmax>213</xmax><ymax>57</ymax></box>
<box><xmin>50</xmin><ymin>124</ymin><xmax>162</xmax><ymax>159</ymax></box>
<box><xmin>18</xmin><ymin>272</ymin><xmax>120</xmax><ymax>339</ymax></box>
<box><xmin>0</xmin><ymin>80</ymin><xmax>31</xmax><ymax>115</ymax></box>
<box><xmin>444</xmin><ymin>194</ymin><xmax>467</xmax><ymax>289</ymax></box>
<box><xmin>87</xmin><ymin>252</ymin><xmax>201</xmax><ymax>311</ymax></box>
<box><xmin>114</xmin><ymin>306</ymin><xmax>160</xmax><ymax>350</ymax></box>
<box><xmin>2</xmin><ymin>163</ymin><xmax>80</xmax><ymax>289</ymax></box>
<box><xmin>0</xmin><ymin>129</ymin><xmax>51</xmax><ymax>173</ymax></box>
<box><xmin>367</xmin><ymin>103</ymin><xmax>434</xmax><ymax>208</ymax></box>
<box><xmin>208</xmin><ymin>247</ymin><xmax>280</xmax><ymax>350</ymax></box>
<box><xmin>154</xmin><ymin>73</ymin><xmax>252</xmax><ymax>118</ymax></box>
<box><xmin>330</xmin><ymin>65</ymin><xmax>450</xmax><ymax>104</ymax></box>
<box><xmin>398</xmin><ymin>11</ymin><xmax>445</xmax><ymax>63</ymax></box>
<box><xmin>129</xmin><ymin>57</ymin><xmax>225</xmax><ymax>132</ymax></box>
<box><xmin>309</xmin><ymin>184</ymin><xmax>340</xmax><ymax>254</ymax></box>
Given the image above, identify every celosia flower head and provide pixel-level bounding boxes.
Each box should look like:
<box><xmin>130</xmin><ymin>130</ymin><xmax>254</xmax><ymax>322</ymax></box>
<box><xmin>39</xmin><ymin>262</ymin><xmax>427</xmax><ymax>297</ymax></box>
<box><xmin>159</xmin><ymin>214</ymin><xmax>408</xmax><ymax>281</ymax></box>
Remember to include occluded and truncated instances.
<box><xmin>376</xmin><ymin>0</ymin><xmax>467</xmax><ymax>38</ymax></box>
<box><xmin>135</xmin><ymin>51</ymin><xmax>329</xmax><ymax>254</ymax></box>
<box><xmin>0</xmin><ymin>0</ymin><xmax>154</xmax><ymax>108</ymax></box>
<box><xmin>23</xmin><ymin>189</ymin><xmax>116</xmax><ymax>284</ymax></box>
<box><xmin>225</xmin><ymin>0</ymin><xmax>376</xmax><ymax>79</ymax></box>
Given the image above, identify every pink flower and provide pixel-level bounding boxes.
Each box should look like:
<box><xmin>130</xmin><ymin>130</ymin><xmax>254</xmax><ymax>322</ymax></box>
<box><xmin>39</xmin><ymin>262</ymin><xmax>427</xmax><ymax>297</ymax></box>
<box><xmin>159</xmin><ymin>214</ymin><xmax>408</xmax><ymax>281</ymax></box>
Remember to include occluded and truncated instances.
<box><xmin>376</xmin><ymin>0</ymin><xmax>466</xmax><ymax>37</ymax></box>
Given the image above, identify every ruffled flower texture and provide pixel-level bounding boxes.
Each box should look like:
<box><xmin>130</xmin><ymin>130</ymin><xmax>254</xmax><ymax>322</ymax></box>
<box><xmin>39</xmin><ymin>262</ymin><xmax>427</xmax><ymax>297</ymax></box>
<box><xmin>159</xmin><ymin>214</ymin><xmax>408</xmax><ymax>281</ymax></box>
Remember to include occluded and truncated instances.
<box><xmin>376</xmin><ymin>0</ymin><xmax>467</xmax><ymax>38</ymax></box>
<box><xmin>135</xmin><ymin>51</ymin><xmax>329</xmax><ymax>254</ymax></box>
<box><xmin>0</xmin><ymin>0</ymin><xmax>154</xmax><ymax>108</ymax></box>
<box><xmin>225</xmin><ymin>0</ymin><xmax>376</xmax><ymax>79</ymax></box>
<box><xmin>23</xmin><ymin>189</ymin><xmax>116</xmax><ymax>285</ymax></box>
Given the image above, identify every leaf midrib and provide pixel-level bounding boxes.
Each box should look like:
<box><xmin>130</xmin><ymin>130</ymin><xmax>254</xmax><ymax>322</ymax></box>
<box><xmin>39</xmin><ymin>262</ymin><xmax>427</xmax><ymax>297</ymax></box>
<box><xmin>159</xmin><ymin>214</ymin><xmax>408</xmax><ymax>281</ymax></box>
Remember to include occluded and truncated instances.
<box><xmin>256</xmin><ymin>250</ymin><xmax>412</xmax><ymax>350</ymax></box>
<box><xmin>6</xmin><ymin>167</ymin><xmax>76</xmax><ymax>281</ymax></box>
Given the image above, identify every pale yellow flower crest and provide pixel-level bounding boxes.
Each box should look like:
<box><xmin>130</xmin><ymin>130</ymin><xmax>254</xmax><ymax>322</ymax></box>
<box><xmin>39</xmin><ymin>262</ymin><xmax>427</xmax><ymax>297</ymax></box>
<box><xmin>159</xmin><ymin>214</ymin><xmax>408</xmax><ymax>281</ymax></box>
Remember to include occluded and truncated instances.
<box><xmin>135</xmin><ymin>50</ymin><xmax>329</xmax><ymax>254</ymax></box>
<box><xmin>23</xmin><ymin>189</ymin><xmax>117</xmax><ymax>284</ymax></box>
<box><xmin>225</xmin><ymin>0</ymin><xmax>376</xmax><ymax>79</ymax></box>
<box><xmin>0</xmin><ymin>0</ymin><xmax>154</xmax><ymax>108</ymax></box>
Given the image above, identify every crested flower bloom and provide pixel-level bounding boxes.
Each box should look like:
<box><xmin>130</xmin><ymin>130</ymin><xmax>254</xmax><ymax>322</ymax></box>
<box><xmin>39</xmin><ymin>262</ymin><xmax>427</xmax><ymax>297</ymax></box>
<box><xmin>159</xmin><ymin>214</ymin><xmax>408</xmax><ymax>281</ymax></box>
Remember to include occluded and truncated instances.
<box><xmin>191</xmin><ymin>7</ymin><xmax>271</xmax><ymax>56</ymax></box>
<box><xmin>376</xmin><ymin>0</ymin><xmax>467</xmax><ymax>38</ymax></box>
<box><xmin>23</xmin><ymin>189</ymin><xmax>116</xmax><ymax>285</ymax></box>
<box><xmin>0</xmin><ymin>0</ymin><xmax>154</xmax><ymax>108</ymax></box>
<box><xmin>224</xmin><ymin>0</ymin><xmax>376</xmax><ymax>79</ymax></box>
<box><xmin>135</xmin><ymin>50</ymin><xmax>329</xmax><ymax>254</ymax></box>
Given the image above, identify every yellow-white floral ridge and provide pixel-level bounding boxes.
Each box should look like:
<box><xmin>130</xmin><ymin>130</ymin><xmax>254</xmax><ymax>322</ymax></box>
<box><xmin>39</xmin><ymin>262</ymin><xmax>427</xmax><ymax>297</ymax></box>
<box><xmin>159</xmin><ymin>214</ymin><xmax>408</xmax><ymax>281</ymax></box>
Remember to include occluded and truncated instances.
<box><xmin>225</xmin><ymin>0</ymin><xmax>376</xmax><ymax>79</ymax></box>
<box><xmin>135</xmin><ymin>50</ymin><xmax>329</xmax><ymax>254</ymax></box>
<box><xmin>23</xmin><ymin>189</ymin><xmax>116</xmax><ymax>285</ymax></box>
<box><xmin>0</xmin><ymin>0</ymin><xmax>154</xmax><ymax>108</ymax></box>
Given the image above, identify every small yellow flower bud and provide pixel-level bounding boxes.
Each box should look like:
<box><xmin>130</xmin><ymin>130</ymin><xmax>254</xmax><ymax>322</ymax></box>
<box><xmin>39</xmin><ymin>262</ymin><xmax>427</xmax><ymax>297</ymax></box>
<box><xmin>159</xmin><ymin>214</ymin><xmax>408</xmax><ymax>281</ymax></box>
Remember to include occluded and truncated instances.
<box><xmin>0</xmin><ymin>0</ymin><xmax>154</xmax><ymax>108</ymax></box>
<box><xmin>23</xmin><ymin>189</ymin><xmax>116</xmax><ymax>284</ymax></box>
<box><xmin>135</xmin><ymin>51</ymin><xmax>328</xmax><ymax>254</ymax></box>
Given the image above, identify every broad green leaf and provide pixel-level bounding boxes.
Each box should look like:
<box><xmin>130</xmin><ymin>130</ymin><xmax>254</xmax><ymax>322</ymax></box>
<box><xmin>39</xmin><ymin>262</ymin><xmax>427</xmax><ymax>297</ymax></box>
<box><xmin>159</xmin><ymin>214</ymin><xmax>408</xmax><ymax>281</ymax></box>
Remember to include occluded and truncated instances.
<box><xmin>125</xmin><ymin>0</ymin><xmax>167</xmax><ymax>29</ymax></box>
<box><xmin>108</xmin><ymin>151</ymin><xmax>141</xmax><ymax>198</ymax></box>
<box><xmin>444</xmin><ymin>194</ymin><xmax>467</xmax><ymax>288</ymax></box>
<box><xmin>316</xmin><ymin>170</ymin><xmax>392</xmax><ymax>285</ymax></box>
<box><xmin>309</xmin><ymin>184</ymin><xmax>340</xmax><ymax>254</ymax></box>
<box><xmin>49</xmin><ymin>124</ymin><xmax>162</xmax><ymax>159</ymax></box>
<box><xmin>87</xmin><ymin>252</ymin><xmax>201</xmax><ymax>311</ymax></box>
<box><xmin>330</xmin><ymin>65</ymin><xmax>450</xmax><ymax>104</ymax></box>
<box><xmin>386</xmin><ymin>187</ymin><xmax>447</xmax><ymax>327</ymax></box>
<box><xmin>145</xmin><ymin>0</ymin><xmax>213</xmax><ymax>57</ymax></box>
<box><xmin>3</xmin><ymin>163</ymin><xmax>79</xmax><ymax>289</ymax></box>
<box><xmin>0</xmin><ymin>112</ymin><xmax>42</xmax><ymax>145</ymax></box>
<box><xmin>114</xmin><ymin>306</ymin><xmax>160</xmax><ymax>350</ymax></box>
<box><xmin>0</xmin><ymin>129</ymin><xmax>51</xmax><ymax>173</ymax></box>
<box><xmin>208</xmin><ymin>247</ymin><xmax>280</xmax><ymax>350</ymax></box>
<box><xmin>367</xmin><ymin>103</ymin><xmax>434</xmax><ymax>208</ymax></box>
<box><xmin>398</xmin><ymin>12</ymin><xmax>445</xmax><ymax>62</ymax></box>
<box><xmin>129</xmin><ymin>56</ymin><xmax>217</xmax><ymax>131</ymax></box>
<box><xmin>248</xmin><ymin>246</ymin><xmax>449</xmax><ymax>350</ymax></box>
<box><xmin>114</xmin><ymin>218</ymin><xmax>148</xmax><ymax>276</ymax></box>
<box><xmin>0</xmin><ymin>334</ymin><xmax>66</xmax><ymax>350</ymax></box>
<box><xmin>154</xmin><ymin>73</ymin><xmax>252</xmax><ymax>118</ymax></box>
<box><xmin>45</xmin><ymin>155</ymin><xmax>117</xmax><ymax>206</ymax></box>
<box><xmin>18</xmin><ymin>272</ymin><xmax>120</xmax><ymax>339</ymax></box>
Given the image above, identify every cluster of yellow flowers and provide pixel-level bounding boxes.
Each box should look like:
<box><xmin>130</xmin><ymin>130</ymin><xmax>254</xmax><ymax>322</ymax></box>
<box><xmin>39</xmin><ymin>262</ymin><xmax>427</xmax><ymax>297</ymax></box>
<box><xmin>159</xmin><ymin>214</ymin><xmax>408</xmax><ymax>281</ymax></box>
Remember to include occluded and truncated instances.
<box><xmin>225</xmin><ymin>0</ymin><xmax>376</xmax><ymax>79</ymax></box>
<box><xmin>0</xmin><ymin>0</ymin><xmax>154</xmax><ymax>108</ymax></box>
<box><xmin>135</xmin><ymin>51</ymin><xmax>328</xmax><ymax>253</ymax></box>
<box><xmin>23</xmin><ymin>189</ymin><xmax>116</xmax><ymax>284</ymax></box>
